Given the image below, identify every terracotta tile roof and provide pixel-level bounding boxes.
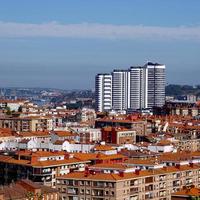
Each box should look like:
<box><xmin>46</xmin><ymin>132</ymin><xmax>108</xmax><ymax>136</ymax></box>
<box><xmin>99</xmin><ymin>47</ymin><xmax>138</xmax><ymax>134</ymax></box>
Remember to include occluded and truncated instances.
<box><xmin>0</xmin><ymin>128</ymin><xmax>15</xmax><ymax>137</ymax></box>
<box><xmin>124</xmin><ymin>158</ymin><xmax>159</xmax><ymax>165</ymax></box>
<box><xmin>158</xmin><ymin>151</ymin><xmax>200</xmax><ymax>162</ymax></box>
<box><xmin>13</xmin><ymin>150</ymin><xmax>66</xmax><ymax>157</ymax></box>
<box><xmin>53</xmin><ymin>140</ymin><xmax>66</xmax><ymax>145</ymax></box>
<box><xmin>0</xmin><ymin>153</ymin><xmax>88</xmax><ymax>168</ymax></box>
<box><xmin>0</xmin><ymin>184</ymin><xmax>27</xmax><ymax>199</ymax></box>
<box><xmin>172</xmin><ymin>186</ymin><xmax>200</xmax><ymax>197</ymax></box>
<box><xmin>73</xmin><ymin>153</ymin><xmax>99</xmax><ymax>161</ymax></box>
<box><xmin>73</xmin><ymin>152</ymin><xmax>126</xmax><ymax>162</ymax></box>
<box><xmin>53</xmin><ymin>131</ymin><xmax>77</xmax><ymax>137</ymax></box>
<box><xmin>0</xmin><ymin>156</ymin><xmax>31</xmax><ymax>165</ymax></box>
<box><xmin>18</xmin><ymin>131</ymin><xmax>50</xmax><ymax>137</ymax></box>
<box><xmin>89</xmin><ymin>163</ymin><xmax>133</xmax><ymax>170</ymax></box>
<box><xmin>57</xmin><ymin>164</ymin><xmax>200</xmax><ymax>181</ymax></box>
<box><xmin>0</xmin><ymin>179</ymin><xmax>58</xmax><ymax>199</ymax></box>
<box><xmin>155</xmin><ymin>140</ymin><xmax>172</xmax><ymax>146</ymax></box>
<box><xmin>93</xmin><ymin>145</ymin><xmax>114</xmax><ymax>151</ymax></box>
<box><xmin>19</xmin><ymin>139</ymin><xmax>30</xmax><ymax>144</ymax></box>
<box><xmin>31</xmin><ymin>158</ymin><xmax>87</xmax><ymax>167</ymax></box>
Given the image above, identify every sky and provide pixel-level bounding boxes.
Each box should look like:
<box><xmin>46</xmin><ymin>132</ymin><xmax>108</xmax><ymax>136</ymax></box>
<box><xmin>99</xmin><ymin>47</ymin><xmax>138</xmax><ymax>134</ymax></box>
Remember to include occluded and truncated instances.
<box><xmin>0</xmin><ymin>0</ymin><xmax>200</xmax><ymax>89</ymax></box>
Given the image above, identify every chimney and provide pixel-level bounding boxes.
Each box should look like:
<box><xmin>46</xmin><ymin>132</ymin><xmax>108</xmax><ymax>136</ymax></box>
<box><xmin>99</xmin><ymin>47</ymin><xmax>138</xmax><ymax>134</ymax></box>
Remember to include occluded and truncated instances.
<box><xmin>90</xmin><ymin>170</ymin><xmax>96</xmax><ymax>175</ymax></box>
<box><xmin>175</xmin><ymin>164</ymin><xmax>180</xmax><ymax>169</ymax></box>
<box><xmin>189</xmin><ymin>162</ymin><xmax>194</xmax><ymax>168</ymax></box>
<box><xmin>135</xmin><ymin>169</ymin><xmax>140</xmax><ymax>175</ymax></box>
<box><xmin>84</xmin><ymin>171</ymin><xmax>89</xmax><ymax>177</ymax></box>
<box><xmin>163</xmin><ymin>166</ymin><xmax>167</xmax><ymax>171</ymax></box>
<box><xmin>119</xmin><ymin>171</ymin><xmax>124</xmax><ymax>177</ymax></box>
<box><xmin>85</xmin><ymin>166</ymin><xmax>89</xmax><ymax>172</ymax></box>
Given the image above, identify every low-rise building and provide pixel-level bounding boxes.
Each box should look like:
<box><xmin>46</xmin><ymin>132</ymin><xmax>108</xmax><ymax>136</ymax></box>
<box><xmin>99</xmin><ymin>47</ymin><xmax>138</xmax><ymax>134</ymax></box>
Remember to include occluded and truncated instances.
<box><xmin>50</xmin><ymin>131</ymin><xmax>78</xmax><ymax>143</ymax></box>
<box><xmin>148</xmin><ymin>140</ymin><xmax>175</xmax><ymax>153</ymax></box>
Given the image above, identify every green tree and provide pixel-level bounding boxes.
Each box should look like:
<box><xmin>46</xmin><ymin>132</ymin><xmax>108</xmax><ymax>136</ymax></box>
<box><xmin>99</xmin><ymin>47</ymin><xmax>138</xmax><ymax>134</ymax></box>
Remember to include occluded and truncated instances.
<box><xmin>26</xmin><ymin>192</ymin><xmax>44</xmax><ymax>200</ymax></box>
<box><xmin>5</xmin><ymin>106</ymin><xmax>12</xmax><ymax>115</ymax></box>
<box><xmin>26</xmin><ymin>192</ymin><xmax>34</xmax><ymax>200</ymax></box>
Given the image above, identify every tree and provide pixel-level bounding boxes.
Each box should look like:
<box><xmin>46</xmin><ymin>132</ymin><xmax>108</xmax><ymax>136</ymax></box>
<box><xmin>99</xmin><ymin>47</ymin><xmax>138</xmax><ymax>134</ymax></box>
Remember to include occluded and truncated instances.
<box><xmin>26</xmin><ymin>192</ymin><xmax>34</xmax><ymax>200</ymax></box>
<box><xmin>5</xmin><ymin>106</ymin><xmax>12</xmax><ymax>115</ymax></box>
<box><xmin>26</xmin><ymin>192</ymin><xmax>44</xmax><ymax>200</ymax></box>
<box><xmin>18</xmin><ymin>106</ymin><xmax>23</xmax><ymax>112</ymax></box>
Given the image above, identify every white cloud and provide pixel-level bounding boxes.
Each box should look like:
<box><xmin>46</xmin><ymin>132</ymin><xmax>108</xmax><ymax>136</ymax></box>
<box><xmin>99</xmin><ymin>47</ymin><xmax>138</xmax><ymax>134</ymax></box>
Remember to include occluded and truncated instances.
<box><xmin>0</xmin><ymin>21</ymin><xmax>200</xmax><ymax>40</ymax></box>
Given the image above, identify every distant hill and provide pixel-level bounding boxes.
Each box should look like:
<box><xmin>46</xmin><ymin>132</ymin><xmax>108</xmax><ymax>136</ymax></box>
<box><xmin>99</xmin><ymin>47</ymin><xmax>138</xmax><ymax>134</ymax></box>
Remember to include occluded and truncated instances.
<box><xmin>166</xmin><ymin>84</ymin><xmax>200</xmax><ymax>97</ymax></box>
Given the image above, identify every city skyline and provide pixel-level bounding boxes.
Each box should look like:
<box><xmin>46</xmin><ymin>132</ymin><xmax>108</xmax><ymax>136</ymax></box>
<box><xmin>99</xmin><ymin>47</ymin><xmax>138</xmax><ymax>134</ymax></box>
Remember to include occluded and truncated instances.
<box><xmin>95</xmin><ymin>62</ymin><xmax>166</xmax><ymax>112</ymax></box>
<box><xmin>0</xmin><ymin>0</ymin><xmax>200</xmax><ymax>89</ymax></box>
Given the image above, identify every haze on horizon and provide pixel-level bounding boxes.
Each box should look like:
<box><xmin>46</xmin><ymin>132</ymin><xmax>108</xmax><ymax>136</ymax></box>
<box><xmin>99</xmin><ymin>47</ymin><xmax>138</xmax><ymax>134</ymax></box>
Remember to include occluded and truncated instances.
<box><xmin>0</xmin><ymin>0</ymin><xmax>200</xmax><ymax>89</ymax></box>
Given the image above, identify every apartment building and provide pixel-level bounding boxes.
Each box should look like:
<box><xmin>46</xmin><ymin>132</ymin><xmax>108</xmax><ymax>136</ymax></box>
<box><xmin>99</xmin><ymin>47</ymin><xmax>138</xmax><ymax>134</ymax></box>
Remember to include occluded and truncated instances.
<box><xmin>70</xmin><ymin>127</ymin><xmax>102</xmax><ymax>143</ymax></box>
<box><xmin>101</xmin><ymin>126</ymin><xmax>136</xmax><ymax>145</ymax></box>
<box><xmin>112</xmin><ymin>70</ymin><xmax>130</xmax><ymax>111</ymax></box>
<box><xmin>95</xmin><ymin>116</ymin><xmax>147</xmax><ymax>136</ymax></box>
<box><xmin>56</xmin><ymin>163</ymin><xmax>200</xmax><ymax>200</ymax></box>
<box><xmin>95</xmin><ymin>74</ymin><xmax>112</xmax><ymax>112</ymax></box>
<box><xmin>164</xmin><ymin>101</ymin><xmax>199</xmax><ymax>117</ymax></box>
<box><xmin>0</xmin><ymin>116</ymin><xmax>53</xmax><ymax>132</ymax></box>
<box><xmin>145</xmin><ymin>62</ymin><xmax>166</xmax><ymax>108</ymax></box>
<box><xmin>95</xmin><ymin>62</ymin><xmax>166</xmax><ymax>112</ymax></box>
<box><xmin>130</xmin><ymin>66</ymin><xmax>148</xmax><ymax>110</ymax></box>
<box><xmin>0</xmin><ymin>99</ymin><xmax>26</xmax><ymax>111</ymax></box>
<box><xmin>0</xmin><ymin>150</ymin><xmax>89</xmax><ymax>187</ymax></box>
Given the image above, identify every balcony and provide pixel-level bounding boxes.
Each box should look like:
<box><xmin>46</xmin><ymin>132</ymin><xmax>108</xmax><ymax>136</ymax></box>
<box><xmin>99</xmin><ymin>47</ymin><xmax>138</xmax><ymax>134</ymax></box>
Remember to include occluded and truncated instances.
<box><xmin>93</xmin><ymin>182</ymin><xmax>105</xmax><ymax>188</ymax></box>
<box><xmin>145</xmin><ymin>193</ymin><xmax>154</xmax><ymax>199</ymax></box>
<box><xmin>159</xmin><ymin>175</ymin><xmax>166</xmax><ymax>181</ymax></box>
<box><xmin>67</xmin><ymin>188</ymin><xmax>78</xmax><ymax>195</ymax></box>
<box><xmin>159</xmin><ymin>190</ymin><xmax>167</xmax><ymax>197</ymax></box>
<box><xmin>173</xmin><ymin>180</ymin><xmax>180</xmax><ymax>187</ymax></box>
<box><xmin>130</xmin><ymin>180</ymin><xmax>138</xmax><ymax>186</ymax></box>
<box><xmin>145</xmin><ymin>177</ymin><xmax>153</xmax><ymax>184</ymax></box>
<box><xmin>145</xmin><ymin>185</ymin><xmax>153</xmax><ymax>192</ymax></box>
<box><xmin>130</xmin><ymin>187</ymin><xmax>139</xmax><ymax>194</ymax></box>
<box><xmin>159</xmin><ymin>183</ymin><xmax>166</xmax><ymax>189</ymax></box>
<box><xmin>92</xmin><ymin>189</ymin><xmax>104</xmax><ymax>197</ymax></box>
<box><xmin>186</xmin><ymin>179</ymin><xmax>193</xmax><ymax>185</ymax></box>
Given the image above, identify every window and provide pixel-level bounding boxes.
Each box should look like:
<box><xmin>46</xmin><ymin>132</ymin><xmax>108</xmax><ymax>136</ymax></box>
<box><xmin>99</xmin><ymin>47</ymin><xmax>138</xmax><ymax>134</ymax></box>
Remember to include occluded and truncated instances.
<box><xmin>86</xmin><ymin>190</ymin><xmax>90</xmax><ymax>195</ymax></box>
<box><xmin>80</xmin><ymin>189</ymin><xmax>84</xmax><ymax>194</ymax></box>
<box><xmin>80</xmin><ymin>181</ymin><xmax>84</xmax><ymax>185</ymax></box>
<box><xmin>86</xmin><ymin>181</ymin><xmax>90</xmax><ymax>186</ymax></box>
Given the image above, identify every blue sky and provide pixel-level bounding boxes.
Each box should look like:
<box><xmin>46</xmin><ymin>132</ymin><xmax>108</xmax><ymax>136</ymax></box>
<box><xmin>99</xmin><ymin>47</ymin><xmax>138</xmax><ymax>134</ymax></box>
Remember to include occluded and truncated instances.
<box><xmin>0</xmin><ymin>0</ymin><xmax>200</xmax><ymax>89</ymax></box>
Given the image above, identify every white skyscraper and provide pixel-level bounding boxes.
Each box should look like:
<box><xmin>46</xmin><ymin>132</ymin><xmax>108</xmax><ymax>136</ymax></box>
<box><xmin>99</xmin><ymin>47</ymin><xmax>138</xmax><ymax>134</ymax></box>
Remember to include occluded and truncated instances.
<box><xmin>112</xmin><ymin>70</ymin><xmax>130</xmax><ymax>111</ymax></box>
<box><xmin>145</xmin><ymin>62</ymin><xmax>166</xmax><ymax>108</ymax></box>
<box><xmin>130</xmin><ymin>66</ymin><xmax>148</xmax><ymax>110</ymax></box>
<box><xmin>95</xmin><ymin>62</ymin><xmax>166</xmax><ymax>112</ymax></box>
<box><xmin>95</xmin><ymin>74</ymin><xmax>112</xmax><ymax>112</ymax></box>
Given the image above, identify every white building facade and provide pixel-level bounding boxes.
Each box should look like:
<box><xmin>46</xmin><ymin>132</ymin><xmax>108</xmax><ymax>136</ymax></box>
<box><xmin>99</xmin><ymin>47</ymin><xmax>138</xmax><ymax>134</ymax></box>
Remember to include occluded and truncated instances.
<box><xmin>112</xmin><ymin>70</ymin><xmax>130</xmax><ymax>111</ymax></box>
<box><xmin>95</xmin><ymin>74</ymin><xmax>112</xmax><ymax>112</ymax></box>
<box><xmin>95</xmin><ymin>62</ymin><xmax>166</xmax><ymax>112</ymax></box>
<box><xmin>146</xmin><ymin>62</ymin><xmax>166</xmax><ymax>108</ymax></box>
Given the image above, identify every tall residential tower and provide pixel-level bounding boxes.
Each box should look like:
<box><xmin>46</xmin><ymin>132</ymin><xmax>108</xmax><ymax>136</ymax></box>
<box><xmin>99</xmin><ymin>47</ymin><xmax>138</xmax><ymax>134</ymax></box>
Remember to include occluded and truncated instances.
<box><xmin>145</xmin><ymin>62</ymin><xmax>166</xmax><ymax>108</ymax></box>
<box><xmin>112</xmin><ymin>70</ymin><xmax>130</xmax><ymax>111</ymax></box>
<box><xmin>95</xmin><ymin>74</ymin><xmax>112</xmax><ymax>112</ymax></box>
<box><xmin>130</xmin><ymin>66</ymin><xmax>148</xmax><ymax>110</ymax></box>
<box><xmin>95</xmin><ymin>62</ymin><xmax>166</xmax><ymax>112</ymax></box>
